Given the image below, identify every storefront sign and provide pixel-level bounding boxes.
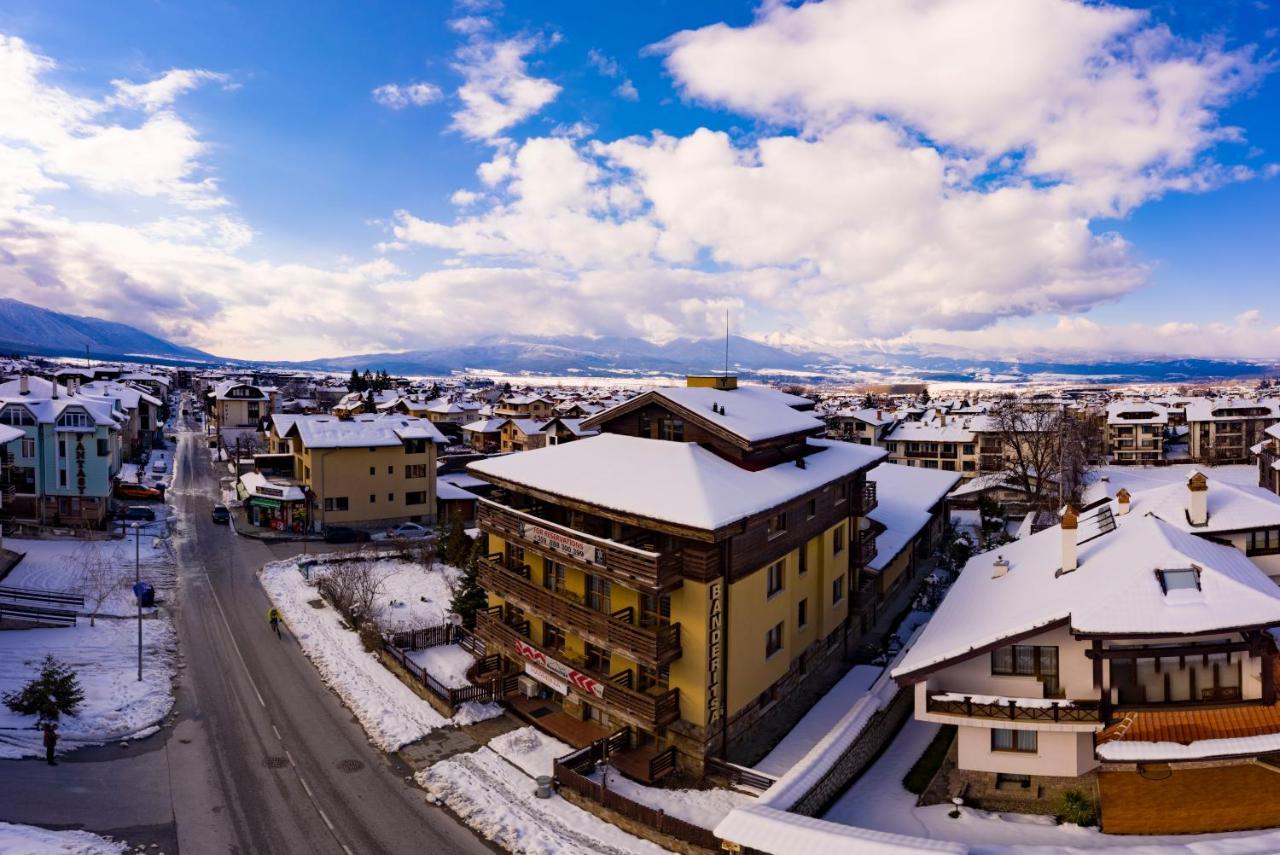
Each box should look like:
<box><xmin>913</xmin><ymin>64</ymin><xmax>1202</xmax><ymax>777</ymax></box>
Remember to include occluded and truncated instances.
<box><xmin>520</xmin><ymin>522</ymin><xmax>604</xmax><ymax>567</ymax></box>
<box><xmin>514</xmin><ymin>639</ymin><xmax>604</xmax><ymax>698</ymax></box>
<box><xmin>524</xmin><ymin>661</ymin><xmax>569</xmax><ymax>695</ymax></box>
<box><xmin>707</xmin><ymin>579</ymin><xmax>724</xmax><ymax>728</ymax></box>
<box><xmin>257</xmin><ymin>485</ymin><xmax>285</xmax><ymax>498</ymax></box>
<box><xmin>250</xmin><ymin>497</ymin><xmax>282</xmax><ymax>509</ymax></box>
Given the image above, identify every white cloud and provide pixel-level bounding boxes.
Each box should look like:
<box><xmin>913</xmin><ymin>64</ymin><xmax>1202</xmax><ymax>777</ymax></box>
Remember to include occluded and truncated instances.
<box><xmin>451</xmin><ymin>35</ymin><xmax>560</xmax><ymax>141</ymax></box>
<box><xmin>372</xmin><ymin>81</ymin><xmax>443</xmax><ymax>109</ymax></box>
<box><xmin>586</xmin><ymin>49</ymin><xmax>621</xmax><ymax>78</ymax></box>
<box><xmin>109</xmin><ymin>69</ymin><xmax>228</xmax><ymax>112</ymax></box>
<box><xmin>448</xmin><ymin>16</ymin><xmax>492</xmax><ymax>35</ymax></box>
<box><xmin>614</xmin><ymin>79</ymin><xmax>639</xmax><ymax>101</ymax></box>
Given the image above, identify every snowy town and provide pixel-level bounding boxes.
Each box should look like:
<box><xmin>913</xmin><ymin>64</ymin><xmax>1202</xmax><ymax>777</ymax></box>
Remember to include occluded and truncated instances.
<box><xmin>4</xmin><ymin>354</ymin><xmax>1280</xmax><ymax>854</ymax></box>
<box><xmin>4</xmin><ymin>0</ymin><xmax>1280</xmax><ymax>853</ymax></box>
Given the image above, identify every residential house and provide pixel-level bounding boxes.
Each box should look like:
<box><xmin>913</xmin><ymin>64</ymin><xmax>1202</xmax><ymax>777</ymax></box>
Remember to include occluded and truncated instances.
<box><xmin>270</xmin><ymin>413</ymin><xmax>446</xmax><ymax>531</ymax></box>
<box><xmin>467</xmin><ymin>375</ymin><xmax>885</xmax><ymax>777</ymax></box>
<box><xmin>1255</xmin><ymin>423</ymin><xmax>1280</xmax><ymax>498</ymax></box>
<box><xmin>462</xmin><ymin>417</ymin><xmax>505</xmax><ymax>453</ymax></box>
<box><xmin>80</xmin><ymin>380</ymin><xmax>163</xmax><ymax>459</ymax></box>
<box><xmin>827</xmin><ymin>407</ymin><xmax>899</xmax><ymax>447</ymax></box>
<box><xmin>495</xmin><ymin>394</ymin><xmax>554</xmax><ymax>420</ymax></box>
<box><xmin>1185</xmin><ymin>398</ymin><xmax>1280</xmax><ymax>465</ymax></box>
<box><xmin>540</xmin><ymin>417</ymin><xmax>598</xmax><ymax>446</ymax></box>
<box><xmin>892</xmin><ymin>487</ymin><xmax>1280</xmax><ymax>828</ymax></box>
<box><xmin>499</xmin><ymin>418</ymin><xmax>549</xmax><ymax>453</ymax></box>
<box><xmin>1105</xmin><ymin>401</ymin><xmax>1167</xmax><ymax>465</ymax></box>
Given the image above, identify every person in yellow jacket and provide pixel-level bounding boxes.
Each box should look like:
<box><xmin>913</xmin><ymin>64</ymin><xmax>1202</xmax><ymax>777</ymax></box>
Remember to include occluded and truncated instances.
<box><xmin>268</xmin><ymin>607</ymin><xmax>282</xmax><ymax>638</ymax></box>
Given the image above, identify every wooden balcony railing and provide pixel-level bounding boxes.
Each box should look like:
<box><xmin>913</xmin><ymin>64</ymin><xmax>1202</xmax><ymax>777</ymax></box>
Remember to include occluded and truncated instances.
<box><xmin>855</xmin><ymin>528</ymin><xmax>878</xmax><ymax>567</ymax></box>
<box><xmin>857</xmin><ymin>481</ymin><xmax>878</xmax><ymax>516</ymax></box>
<box><xmin>926</xmin><ymin>691</ymin><xmax>1102</xmax><ymax>723</ymax></box>
<box><xmin>476</xmin><ymin>609</ymin><xmax>680</xmax><ymax>729</ymax></box>
<box><xmin>478</xmin><ymin>555</ymin><xmax>682</xmax><ymax>667</ymax></box>
<box><xmin>478</xmin><ymin>500</ymin><xmax>682</xmax><ymax>591</ymax></box>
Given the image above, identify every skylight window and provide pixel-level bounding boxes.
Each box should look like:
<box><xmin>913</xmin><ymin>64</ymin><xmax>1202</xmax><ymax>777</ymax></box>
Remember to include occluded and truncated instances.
<box><xmin>1156</xmin><ymin>567</ymin><xmax>1200</xmax><ymax>594</ymax></box>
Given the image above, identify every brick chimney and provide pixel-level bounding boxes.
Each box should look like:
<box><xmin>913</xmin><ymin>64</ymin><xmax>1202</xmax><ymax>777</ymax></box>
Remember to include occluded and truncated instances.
<box><xmin>1116</xmin><ymin>488</ymin><xmax>1130</xmax><ymax>516</ymax></box>
<box><xmin>1188</xmin><ymin>471</ymin><xmax>1208</xmax><ymax>527</ymax></box>
<box><xmin>1061</xmin><ymin>506</ymin><xmax>1079</xmax><ymax>573</ymax></box>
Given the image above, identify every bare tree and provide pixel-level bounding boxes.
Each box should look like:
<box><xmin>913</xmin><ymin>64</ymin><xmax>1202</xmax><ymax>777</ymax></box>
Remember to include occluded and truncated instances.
<box><xmin>316</xmin><ymin>551</ymin><xmax>394</xmax><ymax>630</ymax></box>
<box><xmin>77</xmin><ymin>544</ymin><xmax>127</xmax><ymax>627</ymax></box>
<box><xmin>989</xmin><ymin>398</ymin><xmax>1100</xmax><ymax>511</ymax></box>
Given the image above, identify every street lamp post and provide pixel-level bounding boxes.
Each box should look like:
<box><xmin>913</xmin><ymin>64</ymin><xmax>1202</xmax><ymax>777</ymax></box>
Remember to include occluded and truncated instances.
<box><xmin>133</xmin><ymin>521</ymin><xmax>142</xmax><ymax>682</ymax></box>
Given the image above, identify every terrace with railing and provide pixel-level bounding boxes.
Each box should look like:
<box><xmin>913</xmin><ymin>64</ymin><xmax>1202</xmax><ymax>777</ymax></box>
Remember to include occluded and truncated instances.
<box><xmin>479</xmin><ymin>553</ymin><xmax>681</xmax><ymax>667</ymax></box>
<box><xmin>926</xmin><ymin>691</ymin><xmax>1102</xmax><ymax>724</ymax></box>
<box><xmin>476</xmin><ymin>607</ymin><xmax>681</xmax><ymax>730</ymax></box>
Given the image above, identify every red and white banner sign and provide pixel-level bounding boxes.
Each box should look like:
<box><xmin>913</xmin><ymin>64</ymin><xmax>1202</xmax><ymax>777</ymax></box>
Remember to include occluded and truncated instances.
<box><xmin>514</xmin><ymin>639</ymin><xmax>604</xmax><ymax>698</ymax></box>
<box><xmin>521</xmin><ymin>522</ymin><xmax>604</xmax><ymax>567</ymax></box>
<box><xmin>524</xmin><ymin>662</ymin><xmax>569</xmax><ymax>695</ymax></box>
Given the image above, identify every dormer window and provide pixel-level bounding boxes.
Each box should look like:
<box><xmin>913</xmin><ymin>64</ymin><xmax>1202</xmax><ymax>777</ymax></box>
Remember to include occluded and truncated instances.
<box><xmin>57</xmin><ymin>409</ymin><xmax>91</xmax><ymax>429</ymax></box>
<box><xmin>1156</xmin><ymin>567</ymin><xmax>1200</xmax><ymax>594</ymax></box>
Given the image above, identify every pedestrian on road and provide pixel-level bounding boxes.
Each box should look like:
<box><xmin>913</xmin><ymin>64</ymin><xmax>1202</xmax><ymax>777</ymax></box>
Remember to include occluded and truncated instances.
<box><xmin>42</xmin><ymin>722</ymin><xmax>58</xmax><ymax>766</ymax></box>
<box><xmin>268</xmin><ymin>607</ymin><xmax>282</xmax><ymax>638</ymax></box>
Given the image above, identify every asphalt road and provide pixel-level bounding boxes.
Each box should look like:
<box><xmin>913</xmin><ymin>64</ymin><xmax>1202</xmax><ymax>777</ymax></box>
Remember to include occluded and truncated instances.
<box><xmin>0</xmin><ymin>406</ymin><xmax>493</xmax><ymax>855</ymax></box>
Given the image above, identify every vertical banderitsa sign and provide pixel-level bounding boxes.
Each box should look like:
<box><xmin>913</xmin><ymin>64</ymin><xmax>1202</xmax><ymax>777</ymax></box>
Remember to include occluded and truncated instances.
<box><xmin>706</xmin><ymin>578</ymin><xmax>725</xmax><ymax>729</ymax></box>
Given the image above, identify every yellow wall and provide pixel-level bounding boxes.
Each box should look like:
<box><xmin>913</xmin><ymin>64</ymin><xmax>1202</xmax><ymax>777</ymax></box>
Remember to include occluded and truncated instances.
<box><xmin>299</xmin><ymin>442</ymin><xmax>436</xmax><ymax>525</ymax></box>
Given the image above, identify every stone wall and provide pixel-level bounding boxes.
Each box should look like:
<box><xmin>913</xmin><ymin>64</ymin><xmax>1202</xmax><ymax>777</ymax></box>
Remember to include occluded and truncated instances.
<box><xmin>788</xmin><ymin>686</ymin><xmax>914</xmax><ymax>816</ymax></box>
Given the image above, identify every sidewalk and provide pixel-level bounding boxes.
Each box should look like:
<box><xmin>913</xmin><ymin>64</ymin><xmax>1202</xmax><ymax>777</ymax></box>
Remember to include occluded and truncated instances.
<box><xmin>227</xmin><ymin>506</ymin><xmax>319</xmax><ymax>543</ymax></box>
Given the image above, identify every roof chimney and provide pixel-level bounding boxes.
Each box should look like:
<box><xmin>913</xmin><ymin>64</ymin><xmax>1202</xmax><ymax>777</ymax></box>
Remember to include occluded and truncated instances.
<box><xmin>1061</xmin><ymin>506</ymin><xmax>1079</xmax><ymax>573</ymax></box>
<box><xmin>18</xmin><ymin>374</ymin><xmax>29</xmax><ymax>396</ymax></box>
<box><xmin>1116</xmin><ymin>488</ymin><xmax>1131</xmax><ymax>516</ymax></box>
<box><xmin>992</xmin><ymin>555</ymin><xmax>1010</xmax><ymax>579</ymax></box>
<box><xmin>1188</xmin><ymin>471</ymin><xmax>1208</xmax><ymax>527</ymax></box>
<box><xmin>51</xmin><ymin>378</ymin><xmax>58</xmax><ymax>400</ymax></box>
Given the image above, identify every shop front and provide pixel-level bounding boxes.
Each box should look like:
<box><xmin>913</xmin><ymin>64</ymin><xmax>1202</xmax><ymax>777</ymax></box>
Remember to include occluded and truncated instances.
<box><xmin>237</xmin><ymin>472</ymin><xmax>307</xmax><ymax>533</ymax></box>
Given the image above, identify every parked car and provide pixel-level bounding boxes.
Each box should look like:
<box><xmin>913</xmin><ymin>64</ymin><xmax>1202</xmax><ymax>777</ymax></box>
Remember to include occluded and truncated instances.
<box><xmin>123</xmin><ymin>506</ymin><xmax>156</xmax><ymax>522</ymax></box>
<box><xmin>115</xmin><ymin>482</ymin><xmax>163</xmax><ymax>501</ymax></box>
<box><xmin>323</xmin><ymin>526</ymin><xmax>370</xmax><ymax>544</ymax></box>
<box><xmin>151</xmin><ymin>459</ymin><xmax>167</xmax><ymax>474</ymax></box>
<box><xmin>211</xmin><ymin>505</ymin><xmax>230</xmax><ymax>524</ymax></box>
<box><xmin>384</xmin><ymin>522</ymin><xmax>431</xmax><ymax>540</ymax></box>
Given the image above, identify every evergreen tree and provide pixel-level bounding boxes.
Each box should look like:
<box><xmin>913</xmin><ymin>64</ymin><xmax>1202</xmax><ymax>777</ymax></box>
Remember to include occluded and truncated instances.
<box><xmin>3</xmin><ymin>655</ymin><xmax>85</xmax><ymax>723</ymax></box>
<box><xmin>348</xmin><ymin>369</ymin><xmax>363</xmax><ymax>392</ymax></box>
<box><xmin>861</xmin><ymin>393</ymin><xmax>875</xmax><ymax>409</ymax></box>
<box><xmin>919</xmin><ymin>387</ymin><xmax>932</xmax><ymax>405</ymax></box>
<box><xmin>443</xmin><ymin>517</ymin><xmax>473</xmax><ymax>567</ymax></box>
<box><xmin>450</xmin><ymin>543</ymin><xmax>489</xmax><ymax>629</ymax></box>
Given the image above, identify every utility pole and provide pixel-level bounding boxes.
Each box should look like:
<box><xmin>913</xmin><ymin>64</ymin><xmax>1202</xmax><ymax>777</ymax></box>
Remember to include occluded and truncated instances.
<box><xmin>134</xmin><ymin>522</ymin><xmax>142</xmax><ymax>682</ymax></box>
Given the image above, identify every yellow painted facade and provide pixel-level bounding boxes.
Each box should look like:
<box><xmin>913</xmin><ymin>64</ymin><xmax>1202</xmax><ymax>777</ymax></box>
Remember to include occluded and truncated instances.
<box><xmin>290</xmin><ymin>441</ymin><xmax>437</xmax><ymax>527</ymax></box>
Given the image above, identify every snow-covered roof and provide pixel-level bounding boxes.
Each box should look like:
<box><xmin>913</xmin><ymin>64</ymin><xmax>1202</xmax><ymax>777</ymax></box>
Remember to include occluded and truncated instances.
<box><xmin>276</xmin><ymin>413</ymin><xmax>446</xmax><ymax>448</ymax></box>
<box><xmin>437</xmin><ymin>480</ymin><xmax>480</xmax><ymax>501</ymax></box>
<box><xmin>865</xmin><ymin>464</ymin><xmax>961</xmax><ymax>572</ymax></box>
<box><xmin>239</xmin><ymin>471</ymin><xmax>306</xmax><ymax>501</ymax></box>
<box><xmin>542</xmin><ymin>417</ymin><xmax>597</xmax><ymax>437</ymax></box>
<box><xmin>884</xmin><ymin>419</ymin><xmax>978</xmax><ymax>444</ymax></box>
<box><xmin>0</xmin><ymin>423</ymin><xmax>23</xmax><ymax>444</ymax></box>
<box><xmin>469</xmin><ymin>433</ymin><xmax>885</xmax><ymax>531</ymax></box>
<box><xmin>893</xmin><ymin>513</ymin><xmax>1280</xmax><ymax>681</ymax></box>
<box><xmin>1184</xmin><ymin>398</ymin><xmax>1280</xmax><ymax>422</ymax></box>
<box><xmin>588</xmin><ymin>384</ymin><xmax>824</xmax><ymax>444</ymax></box>
<box><xmin>0</xmin><ymin>393</ymin><xmax>122</xmax><ymax>429</ymax></box>
<box><xmin>80</xmin><ymin>381</ymin><xmax>162</xmax><ymax>410</ymax></box>
<box><xmin>213</xmin><ymin>380</ymin><xmax>268</xmax><ymax>401</ymax></box>
<box><xmin>836</xmin><ymin>407</ymin><xmax>897</xmax><ymax>427</ymax></box>
<box><xmin>462</xmin><ymin>418</ymin><xmax>506</xmax><ymax>433</ymax></box>
<box><xmin>1106</xmin><ymin>400</ymin><xmax>1169</xmax><ymax>425</ymax></box>
<box><xmin>1127</xmin><ymin>473</ymin><xmax>1280</xmax><ymax>535</ymax></box>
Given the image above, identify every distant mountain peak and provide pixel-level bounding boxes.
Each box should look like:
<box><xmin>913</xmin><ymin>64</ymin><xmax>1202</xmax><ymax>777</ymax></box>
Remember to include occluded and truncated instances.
<box><xmin>0</xmin><ymin>297</ymin><xmax>214</xmax><ymax>363</ymax></box>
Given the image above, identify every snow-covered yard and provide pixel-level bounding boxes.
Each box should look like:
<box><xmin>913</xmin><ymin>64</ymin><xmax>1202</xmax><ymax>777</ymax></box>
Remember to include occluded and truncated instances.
<box><xmin>420</xmin><ymin>735</ymin><xmax>671</xmax><ymax>855</ymax></box>
<box><xmin>754</xmin><ymin>664</ymin><xmax>883</xmax><ymax>777</ymax></box>
<box><xmin>405</xmin><ymin>644</ymin><xmax>474</xmax><ymax>690</ymax></box>
<box><xmin>376</xmin><ymin>557</ymin><xmax>462</xmax><ymax>632</ymax></box>
<box><xmin>4</xmin><ymin>535</ymin><xmax>175</xmax><ymax>618</ymax></box>
<box><xmin>0</xmin><ymin>618</ymin><xmax>177</xmax><ymax>759</ymax></box>
<box><xmin>822</xmin><ymin>718</ymin><xmax>1280</xmax><ymax>854</ymax></box>
<box><xmin>0</xmin><ymin>822</ymin><xmax>126</xmax><ymax>854</ymax></box>
<box><xmin>259</xmin><ymin>555</ymin><xmax>499</xmax><ymax>751</ymax></box>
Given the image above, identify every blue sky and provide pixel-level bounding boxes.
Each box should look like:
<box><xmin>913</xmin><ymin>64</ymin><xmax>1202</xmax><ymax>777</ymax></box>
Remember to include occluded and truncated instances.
<box><xmin>0</xmin><ymin>0</ymin><xmax>1277</xmax><ymax>360</ymax></box>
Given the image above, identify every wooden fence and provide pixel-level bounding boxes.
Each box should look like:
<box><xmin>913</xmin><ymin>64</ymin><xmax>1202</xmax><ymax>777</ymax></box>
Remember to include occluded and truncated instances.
<box><xmin>382</xmin><ymin>642</ymin><xmax>498</xmax><ymax>708</ymax></box>
<box><xmin>554</xmin><ymin>740</ymin><xmax>721</xmax><ymax>852</ymax></box>
<box><xmin>704</xmin><ymin>756</ymin><xmax>776</xmax><ymax>793</ymax></box>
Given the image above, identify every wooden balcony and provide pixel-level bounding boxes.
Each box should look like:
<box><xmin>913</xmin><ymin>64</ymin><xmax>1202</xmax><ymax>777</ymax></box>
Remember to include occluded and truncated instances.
<box><xmin>476</xmin><ymin>609</ymin><xmax>681</xmax><ymax>730</ymax></box>
<box><xmin>478</xmin><ymin>500</ymin><xmax>682</xmax><ymax>591</ymax></box>
<box><xmin>855</xmin><ymin>528</ymin><xmax>878</xmax><ymax>567</ymax></box>
<box><xmin>857</xmin><ymin>480</ymin><xmax>878</xmax><ymax>516</ymax></box>
<box><xmin>926</xmin><ymin>691</ymin><xmax>1102</xmax><ymax>724</ymax></box>
<box><xmin>478</xmin><ymin>555</ymin><xmax>682</xmax><ymax>667</ymax></box>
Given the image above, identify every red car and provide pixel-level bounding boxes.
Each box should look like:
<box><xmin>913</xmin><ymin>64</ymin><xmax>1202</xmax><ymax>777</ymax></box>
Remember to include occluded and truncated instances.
<box><xmin>115</xmin><ymin>482</ymin><xmax>163</xmax><ymax>501</ymax></box>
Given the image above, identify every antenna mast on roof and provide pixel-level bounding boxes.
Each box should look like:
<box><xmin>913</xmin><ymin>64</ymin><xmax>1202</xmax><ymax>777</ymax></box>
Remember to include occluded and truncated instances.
<box><xmin>724</xmin><ymin>309</ymin><xmax>729</xmax><ymax>377</ymax></box>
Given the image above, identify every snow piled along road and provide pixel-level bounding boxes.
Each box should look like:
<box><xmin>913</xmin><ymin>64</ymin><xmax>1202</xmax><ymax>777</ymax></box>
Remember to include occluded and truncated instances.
<box><xmin>258</xmin><ymin>554</ymin><xmax>499</xmax><ymax>751</ymax></box>
<box><xmin>0</xmin><ymin>821</ymin><xmax>126</xmax><ymax>854</ymax></box>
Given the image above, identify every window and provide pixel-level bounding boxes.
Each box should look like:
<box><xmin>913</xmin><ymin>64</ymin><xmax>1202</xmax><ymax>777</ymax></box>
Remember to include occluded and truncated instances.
<box><xmin>798</xmin><ymin>545</ymin><xmax>808</xmax><ymax>575</ymax></box>
<box><xmin>1247</xmin><ymin>528</ymin><xmax>1280</xmax><ymax>556</ymax></box>
<box><xmin>765</xmin><ymin>560</ymin><xmax>786</xmax><ymax>597</ymax></box>
<box><xmin>21</xmin><ymin>437</ymin><xmax>35</xmax><ymax>458</ymax></box>
<box><xmin>543</xmin><ymin>561</ymin><xmax>566</xmax><ymax>593</ymax></box>
<box><xmin>324</xmin><ymin>497</ymin><xmax>349</xmax><ymax>512</ymax></box>
<box><xmin>833</xmin><ymin>525</ymin><xmax>846</xmax><ymax>555</ymax></box>
<box><xmin>991</xmin><ymin>645</ymin><xmax>1059</xmax><ymax>694</ymax></box>
<box><xmin>542</xmin><ymin>622</ymin><xmax>566</xmax><ymax>652</ymax></box>
<box><xmin>405</xmin><ymin>491</ymin><xmax>426</xmax><ymax>505</ymax></box>
<box><xmin>797</xmin><ymin>598</ymin><xmax>808</xmax><ymax>630</ymax></box>
<box><xmin>991</xmin><ymin>729</ymin><xmax>1037</xmax><ymax>753</ymax></box>
<box><xmin>1</xmin><ymin>406</ymin><xmax>34</xmax><ymax>426</ymax></box>
<box><xmin>404</xmin><ymin>439</ymin><xmax>428</xmax><ymax>454</ymax></box>
<box><xmin>806</xmin><ymin>498</ymin><xmax>817</xmax><ymax>518</ymax></box>
<box><xmin>765</xmin><ymin>622</ymin><xmax>783</xmax><ymax>658</ymax></box>
<box><xmin>97</xmin><ymin>438</ymin><xmax>109</xmax><ymax>457</ymax></box>
<box><xmin>659</xmin><ymin>417</ymin><xmax>685</xmax><ymax>442</ymax></box>
<box><xmin>766</xmin><ymin>512</ymin><xmax>788</xmax><ymax>539</ymax></box>
<box><xmin>1156</xmin><ymin>567</ymin><xmax>1201</xmax><ymax>593</ymax></box>
<box><xmin>405</xmin><ymin>464</ymin><xmax>428</xmax><ymax>479</ymax></box>
<box><xmin>369</xmin><ymin>467</ymin><xmax>376</xmax><ymax>476</ymax></box>
<box><xmin>56</xmin><ymin>410</ymin><xmax>90</xmax><ymax>429</ymax></box>
<box><xmin>586</xmin><ymin>575</ymin><xmax>611</xmax><ymax>613</ymax></box>
<box><xmin>585</xmin><ymin>642</ymin><xmax>610</xmax><ymax>674</ymax></box>
<box><xmin>59</xmin><ymin>470</ymin><xmax>67</xmax><ymax>487</ymax></box>
<box><xmin>369</xmin><ymin>494</ymin><xmax>376</xmax><ymax>503</ymax></box>
<box><xmin>387</xmin><ymin>493</ymin><xmax>394</xmax><ymax>502</ymax></box>
<box><xmin>832</xmin><ymin>575</ymin><xmax>845</xmax><ymax>604</ymax></box>
<box><xmin>638</xmin><ymin>411</ymin><xmax>652</xmax><ymax>438</ymax></box>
